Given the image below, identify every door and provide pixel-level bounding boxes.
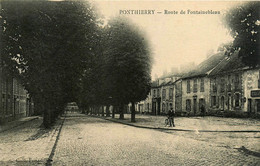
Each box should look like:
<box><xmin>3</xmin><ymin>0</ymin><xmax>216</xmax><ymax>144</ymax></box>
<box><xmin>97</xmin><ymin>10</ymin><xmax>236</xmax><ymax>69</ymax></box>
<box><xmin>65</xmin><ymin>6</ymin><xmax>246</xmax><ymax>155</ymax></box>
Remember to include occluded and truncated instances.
<box><xmin>193</xmin><ymin>98</ymin><xmax>197</xmax><ymax>115</ymax></box>
<box><xmin>228</xmin><ymin>95</ymin><xmax>231</xmax><ymax>111</ymax></box>
<box><xmin>152</xmin><ymin>102</ymin><xmax>156</xmax><ymax>115</ymax></box>
<box><xmin>199</xmin><ymin>98</ymin><xmax>204</xmax><ymax>113</ymax></box>
<box><xmin>257</xmin><ymin>99</ymin><xmax>260</xmax><ymax>113</ymax></box>
<box><xmin>221</xmin><ymin>96</ymin><xmax>224</xmax><ymax>111</ymax></box>
<box><xmin>157</xmin><ymin>100</ymin><xmax>161</xmax><ymax>115</ymax></box>
<box><xmin>248</xmin><ymin>99</ymin><xmax>252</xmax><ymax>113</ymax></box>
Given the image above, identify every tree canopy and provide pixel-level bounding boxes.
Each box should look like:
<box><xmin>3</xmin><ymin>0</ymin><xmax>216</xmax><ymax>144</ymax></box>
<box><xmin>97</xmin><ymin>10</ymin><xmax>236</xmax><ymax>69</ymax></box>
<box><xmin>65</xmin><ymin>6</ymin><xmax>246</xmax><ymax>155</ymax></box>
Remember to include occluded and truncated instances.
<box><xmin>103</xmin><ymin>17</ymin><xmax>152</xmax><ymax>120</ymax></box>
<box><xmin>1</xmin><ymin>1</ymin><xmax>100</xmax><ymax>127</ymax></box>
<box><xmin>1</xmin><ymin>2</ymin><xmax>152</xmax><ymax>126</ymax></box>
<box><xmin>224</xmin><ymin>2</ymin><xmax>260</xmax><ymax>67</ymax></box>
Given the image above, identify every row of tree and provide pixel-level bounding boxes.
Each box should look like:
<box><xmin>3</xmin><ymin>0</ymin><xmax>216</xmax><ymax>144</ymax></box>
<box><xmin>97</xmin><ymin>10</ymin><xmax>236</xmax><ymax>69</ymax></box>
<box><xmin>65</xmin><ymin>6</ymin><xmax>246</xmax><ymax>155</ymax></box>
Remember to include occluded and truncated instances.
<box><xmin>1</xmin><ymin>1</ymin><xmax>152</xmax><ymax>128</ymax></box>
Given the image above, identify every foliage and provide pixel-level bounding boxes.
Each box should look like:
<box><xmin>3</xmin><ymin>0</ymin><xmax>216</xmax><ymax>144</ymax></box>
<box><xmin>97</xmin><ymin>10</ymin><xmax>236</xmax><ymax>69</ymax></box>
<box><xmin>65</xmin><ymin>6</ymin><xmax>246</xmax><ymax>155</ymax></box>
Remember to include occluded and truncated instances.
<box><xmin>224</xmin><ymin>2</ymin><xmax>260</xmax><ymax>67</ymax></box>
<box><xmin>103</xmin><ymin>17</ymin><xmax>152</xmax><ymax>120</ymax></box>
<box><xmin>1</xmin><ymin>1</ymin><xmax>100</xmax><ymax>127</ymax></box>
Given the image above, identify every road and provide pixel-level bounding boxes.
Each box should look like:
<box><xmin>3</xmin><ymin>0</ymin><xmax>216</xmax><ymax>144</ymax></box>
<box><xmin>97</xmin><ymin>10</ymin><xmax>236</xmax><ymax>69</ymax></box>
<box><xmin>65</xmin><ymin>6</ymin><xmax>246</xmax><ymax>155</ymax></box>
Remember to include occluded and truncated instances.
<box><xmin>52</xmin><ymin>115</ymin><xmax>260</xmax><ymax>165</ymax></box>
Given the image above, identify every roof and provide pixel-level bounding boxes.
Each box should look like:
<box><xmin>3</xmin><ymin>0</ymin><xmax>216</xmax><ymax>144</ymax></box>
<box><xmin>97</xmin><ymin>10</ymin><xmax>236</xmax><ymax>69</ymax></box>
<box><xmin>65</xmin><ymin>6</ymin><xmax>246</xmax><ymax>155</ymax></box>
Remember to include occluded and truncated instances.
<box><xmin>182</xmin><ymin>52</ymin><xmax>226</xmax><ymax>79</ymax></box>
<box><xmin>208</xmin><ymin>51</ymin><xmax>246</xmax><ymax>76</ymax></box>
<box><xmin>159</xmin><ymin>80</ymin><xmax>173</xmax><ymax>87</ymax></box>
<box><xmin>159</xmin><ymin>73</ymin><xmax>183</xmax><ymax>79</ymax></box>
<box><xmin>151</xmin><ymin>80</ymin><xmax>159</xmax><ymax>88</ymax></box>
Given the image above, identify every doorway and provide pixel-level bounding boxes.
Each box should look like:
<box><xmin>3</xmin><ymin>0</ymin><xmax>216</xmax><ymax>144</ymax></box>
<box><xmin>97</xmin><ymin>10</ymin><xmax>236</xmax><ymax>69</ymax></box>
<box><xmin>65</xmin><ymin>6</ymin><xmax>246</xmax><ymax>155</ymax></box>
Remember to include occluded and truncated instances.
<box><xmin>221</xmin><ymin>96</ymin><xmax>225</xmax><ymax>111</ymax></box>
<box><xmin>228</xmin><ymin>95</ymin><xmax>231</xmax><ymax>111</ymax></box>
<box><xmin>256</xmin><ymin>99</ymin><xmax>260</xmax><ymax>113</ymax></box>
<box><xmin>193</xmin><ymin>98</ymin><xmax>197</xmax><ymax>115</ymax></box>
<box><xmin>248</xmin><ymin>99</ymin><xmax>252</xmax><ymax>113</ymax></box>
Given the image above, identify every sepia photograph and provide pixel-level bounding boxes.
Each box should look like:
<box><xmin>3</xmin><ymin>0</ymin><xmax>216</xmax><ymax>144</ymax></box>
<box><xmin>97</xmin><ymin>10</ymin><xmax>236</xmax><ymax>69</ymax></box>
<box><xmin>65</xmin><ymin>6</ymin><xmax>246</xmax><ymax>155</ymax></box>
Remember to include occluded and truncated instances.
<box><xmin>0</xmin><ymin>0</ymin><xmax>259</xmax><ymax>165</ymax></box>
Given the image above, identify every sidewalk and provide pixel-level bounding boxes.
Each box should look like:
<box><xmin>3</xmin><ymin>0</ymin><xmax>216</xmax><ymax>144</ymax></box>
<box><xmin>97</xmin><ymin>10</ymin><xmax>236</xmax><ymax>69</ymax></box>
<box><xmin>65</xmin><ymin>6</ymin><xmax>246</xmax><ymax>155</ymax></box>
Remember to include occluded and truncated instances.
<box><xmin>100</xmin><ymin>114</ymin><xmax>260</xmax><ymax>132</ymax></box>
<box><xmin>0</xmin><ymin>116</ymin><xmax>64</xmax><ymax>165</ymax></box>
<box><xmin>0</xmin><ymin>116</ymin><xmax>40</xmax><ymax>133</ymax></box>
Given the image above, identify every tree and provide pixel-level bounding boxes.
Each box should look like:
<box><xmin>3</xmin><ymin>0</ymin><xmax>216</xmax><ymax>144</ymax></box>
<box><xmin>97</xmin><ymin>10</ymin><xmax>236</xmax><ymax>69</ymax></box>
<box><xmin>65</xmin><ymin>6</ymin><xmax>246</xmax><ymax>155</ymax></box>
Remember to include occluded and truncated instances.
<box><xmin>104</xmin><ymin>17</ymin><xmax>152</xmax><ymax>121</ymax></box>
<box><xmin>1</xmin><ymin>1</ymin><xmax>100</xmax><ymax>127</ymax></box>
<box><xmin>224</xmin><ymin>2</ymin><xmax>260</xmax><ymax>67</ymax></box>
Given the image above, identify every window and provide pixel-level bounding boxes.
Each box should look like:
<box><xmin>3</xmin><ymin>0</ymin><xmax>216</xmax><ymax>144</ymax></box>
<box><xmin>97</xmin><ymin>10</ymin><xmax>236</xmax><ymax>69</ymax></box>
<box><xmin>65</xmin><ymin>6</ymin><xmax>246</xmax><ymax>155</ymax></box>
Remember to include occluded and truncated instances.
<box><xmin>200</xmin><ymin>78</ymin><xmax>204</xmax><ymax>92</ymax></box>
<box><xmin>220</xmin><ymin>78</ymin><xmax>225</xmax><ymax>92</ymax></box>
<box><xmin>234</xmin><ymin>74</ymin><xmax>240</xmax><ymax>91</ymax></box>
<box><xmin>258</xmin><ymin>70</ymin><xmax>260</xmax><ymax>88</ymax></box>
<box><xmin>227</xmin><ymin>75</ymin><xmax>231</xmax><ymax>92</ymax></box>
<box><xmin>169</xmin><ymin>88</ymin><xmax>173</xmax><ymax>99</ymax></box>
<box><xmin>162</xmin><ymin>89</ymin><xmax>166</xmax><ymax>100</ymax></box>
<box><xmin>157</xmin><ymin>89</ymin><xmax>160</xmax><ymax>97</ymax></box>
<box><xmin>153</xmin><ymin>89</ymin><xmax>156</xmax><ymax>97</ymax></box>
<box><xmin>187</xmin><ymin>80</ymin><xmax>191</xmax><ymax>93</ymax></box>
<box><xmin>212</xmin><ymin>78</ymin><xmax>217</xmax><ymax>92</ymax></box>
<box><xmin>235</xmin><ymin>93</ymin><xmax>240</xmax><ymax>107</ymax></box>
<box><xmin>211</xmin><ymin>96</ymin><xmax>217</xmax><ymax>106</ymax></box>
<box><xmin>186</xmin><ymin>99</ymin><xmax>191</xmax><ymax>112</ymax></box>
<box><xmin>193</xmin><ymin>79</ymin><xmax>197</xmax><ymax>93</ymax></box>
<box><xmin>162</xmin><ymin>103</ymin><xmax>165</xmax><ymax>112</ymax></box>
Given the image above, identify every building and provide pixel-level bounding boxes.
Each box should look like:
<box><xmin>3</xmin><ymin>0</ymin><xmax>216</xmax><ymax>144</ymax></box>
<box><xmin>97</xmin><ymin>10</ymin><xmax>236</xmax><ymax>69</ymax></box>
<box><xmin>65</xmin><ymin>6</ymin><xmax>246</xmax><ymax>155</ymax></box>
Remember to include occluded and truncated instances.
<box><xmin>0</xmin><ymin>70</ymin><xmax>33</xmax><ymax>124</ymax></box>
<box><xmin>139</xmin><ymin>51</ymin><xmax>259</xmax><ymax>117</ymax></box>
<box><xmin>174</xmin><ymin>79</ymin><xmax>182</xmax><ymax>114</ymax></box>
<box><xmin>151</xmin><ymin>80</ymin><xmax>161</xmax><ymax>115</ymax></box>
<box><xmin>160</xmin><ymin>80</ymin><xmax>174</xmax><ymax>114</ymax></box>
<box><xmin>180</xmin><ymin>52</ymin><xmax>225</xmax><ymax>116</ymax></box>
<box><xmin>155</xmin><ymin>74</ymin><xmax>181</xmax><ymax>115</ymax></box>
<box><xmin>208</xmin><ymin>52</ymin><xmax>260</xmax><ymax>115</ymax></box>
<box><xmin>243</xmin><ymin>69</ymin><xmax>260</xmax><ymax>114</ymax></box>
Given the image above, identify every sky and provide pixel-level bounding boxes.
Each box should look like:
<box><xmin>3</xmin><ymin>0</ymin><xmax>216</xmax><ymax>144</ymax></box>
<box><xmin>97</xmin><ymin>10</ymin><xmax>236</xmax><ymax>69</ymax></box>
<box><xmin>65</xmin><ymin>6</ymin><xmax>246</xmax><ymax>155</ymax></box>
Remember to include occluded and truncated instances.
<box><xmin>90</xmin><ymin>0</ymin><xmax>243</xmax><ymax>80</ymax></box>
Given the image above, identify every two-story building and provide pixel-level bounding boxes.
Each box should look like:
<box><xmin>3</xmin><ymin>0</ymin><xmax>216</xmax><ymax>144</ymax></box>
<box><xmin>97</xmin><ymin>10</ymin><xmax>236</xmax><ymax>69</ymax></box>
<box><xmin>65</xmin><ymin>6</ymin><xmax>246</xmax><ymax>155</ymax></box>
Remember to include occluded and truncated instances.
<box><xmin>180</xmin><ymin>52</ymin><xmax>225</xmax><ymax>116</ymax></box>
<box><xmin>160</xmin><ymin>80</ymin><xmax>174</xmax><ymax>114</ymax></box>
<box><xmin>208</xmin><ymin>51</ymin><xmax>260</xmax><ymax>115</ymax></box>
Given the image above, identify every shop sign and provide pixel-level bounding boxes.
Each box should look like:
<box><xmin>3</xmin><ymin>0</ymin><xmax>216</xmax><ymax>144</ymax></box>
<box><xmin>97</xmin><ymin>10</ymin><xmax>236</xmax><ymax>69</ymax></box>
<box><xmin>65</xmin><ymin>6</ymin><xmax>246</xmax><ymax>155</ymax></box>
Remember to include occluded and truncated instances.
<box><xmin>251</xmin><ymin>90</ymin><xmax>260</xmax><ymax>97</ymax></box>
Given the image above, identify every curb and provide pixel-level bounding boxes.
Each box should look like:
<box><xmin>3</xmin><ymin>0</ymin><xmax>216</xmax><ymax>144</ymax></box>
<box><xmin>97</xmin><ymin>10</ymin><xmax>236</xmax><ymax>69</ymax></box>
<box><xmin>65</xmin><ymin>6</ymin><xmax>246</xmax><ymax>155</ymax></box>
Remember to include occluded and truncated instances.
<box><xmin>0</xmin><ymin>117</ymin><xmax>40</xmax><ymax>133</ymax></box>
<box><xmin>91</xmin><ymin>115</ymin><xmax>260</xmax><ymax>133</ymax></box>
<box><xmin>46</xmin><ymin>115</ymin><xmax>66</xmax><ymax>166</ymax></box>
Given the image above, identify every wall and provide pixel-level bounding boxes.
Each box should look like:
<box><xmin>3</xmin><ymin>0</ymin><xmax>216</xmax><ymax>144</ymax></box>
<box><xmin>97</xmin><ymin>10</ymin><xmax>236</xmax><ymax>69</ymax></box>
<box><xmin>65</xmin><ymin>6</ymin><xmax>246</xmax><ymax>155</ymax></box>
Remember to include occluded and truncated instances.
<box><xmin>243</xmin><ymin>68</ymin><xmax>260</xmax><ymax>114</ymax></box>
<box><xmin>209</xmin><ymin>71</ymin><xmax>244</xmax><ymax>113</ymax></box>
<box><xmin>181</xmin><ymin>77</ymin><xmax>210</xmax><ymax>115</ymax></box>
<box><xmin>0</xmin><ymin>71</ymin><xmax>32</xmax><ymax>124</ymax></box>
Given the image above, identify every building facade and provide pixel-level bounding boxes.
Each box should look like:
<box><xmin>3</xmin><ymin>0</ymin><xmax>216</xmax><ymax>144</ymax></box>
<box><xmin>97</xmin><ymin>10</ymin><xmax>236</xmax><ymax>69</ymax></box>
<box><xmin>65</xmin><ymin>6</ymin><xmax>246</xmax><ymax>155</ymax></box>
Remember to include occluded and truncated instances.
<box><xmin>160</xmin><ymin>81</ymin><xmax>174</xmax><ymax>114</ymax></box>
<box><xmin>182</xmin><ymin>76</ymin><xmax>210</xmax><ymax>116</ymax></box>
<box><xmin>0</xmin><ymin>70</ymin><xmax>33</xmax><ymax>124</ymax></box>
<box><xmin>208</xmin><ymin>54</ymin><xmax>260</xmax><ymax>115</ymax></box>
<box><xmin>139</xmin><ymin>51</ymin><xmax>259</xmax><ymax>117</ymax></box>
<box><xmin>243</xmin><ymin>68</ymin><xmax>260</xmax><ymax>114</ymax></box>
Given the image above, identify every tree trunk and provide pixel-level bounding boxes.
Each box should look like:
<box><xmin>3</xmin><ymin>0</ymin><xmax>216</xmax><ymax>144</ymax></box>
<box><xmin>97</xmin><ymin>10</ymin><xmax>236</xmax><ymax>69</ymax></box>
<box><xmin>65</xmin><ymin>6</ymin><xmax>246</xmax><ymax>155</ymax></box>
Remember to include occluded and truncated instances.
<box><xmin>119</xmin><ymin>104</ymin><xmax>124</xmax><ymax>119</ymax></box>
<box><xmin>43</xmin><ymin>106</ymin><xmax>51</xmax><ymax>128</ymax></box>
<box><xmin>81</xmin><ymin>107</ymin><xmax>85</xmax><ymax>114</ymax></box>
<box><xmin>102</xmin><ymin>106</ymin><xmax>104</xmax><ymax>116</ymax></box>
<box><xmin>97</xmin><ymin>106</ymin><xmax>100</xmax><ymax>116</ymax></box>
<box><xmin>90</xmin><ymin>107</ymin><xmax>93</xmax><ymax>115</ymax></box>
<box><xmin>106</xmin><ymin>105</ymin><xmax>110</xmax><ymax>117</ymax></box>
<box><xmin>131</xmin><ymin>102</ymin><xmax>136</xmax><ymax>122</ymax></box>
<box><xmin>112</xmin><ymin>106</ymin><xmax>115</xmax><ymax>118</ymax></box>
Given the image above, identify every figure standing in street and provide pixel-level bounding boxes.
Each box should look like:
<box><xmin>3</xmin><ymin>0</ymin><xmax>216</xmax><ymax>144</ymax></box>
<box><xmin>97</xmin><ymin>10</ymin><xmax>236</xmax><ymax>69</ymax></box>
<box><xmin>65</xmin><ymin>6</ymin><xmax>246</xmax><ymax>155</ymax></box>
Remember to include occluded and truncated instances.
<box><xmin>200</xmin><ymin>104</ymin><xmax>205</xmax><ymax>117</ymax></box>
<box><xmin>167</xmin><ymin>107</ymin><xmax>175</xmax><ymax>127</ymax></box>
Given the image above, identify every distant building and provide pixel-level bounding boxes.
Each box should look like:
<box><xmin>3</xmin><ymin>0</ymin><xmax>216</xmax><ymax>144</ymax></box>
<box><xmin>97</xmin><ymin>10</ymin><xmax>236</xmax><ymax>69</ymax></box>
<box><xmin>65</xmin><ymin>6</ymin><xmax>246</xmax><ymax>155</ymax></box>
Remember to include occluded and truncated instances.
<box><xmin>151</xmin><ymin>80</ymin><xmax>161</xmax><ymax>115</ymax></box>
<box><xmin>139</xmin><ymin>51</ymin><xmax>260</xmax><ymax>117</ymax></box>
